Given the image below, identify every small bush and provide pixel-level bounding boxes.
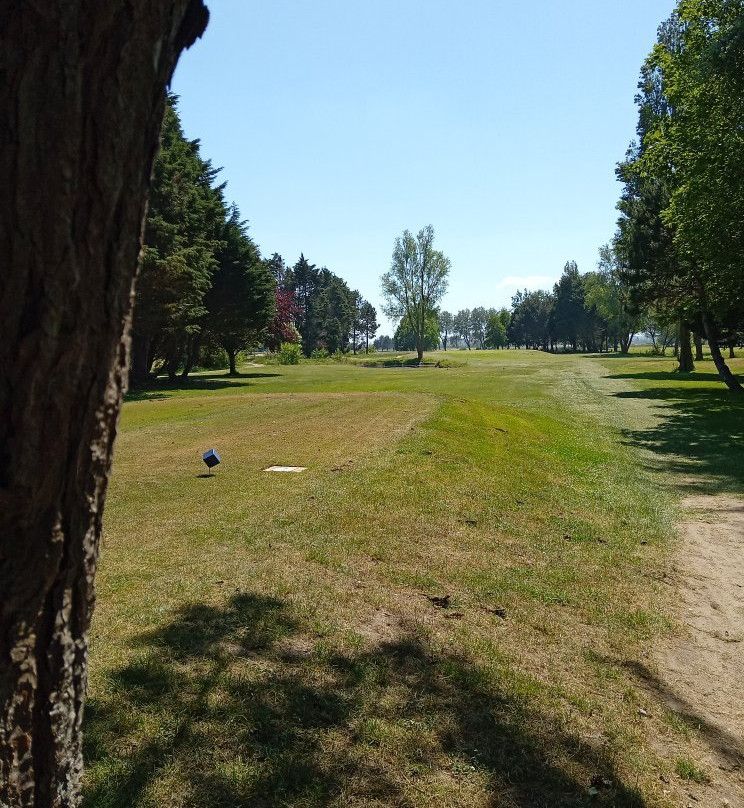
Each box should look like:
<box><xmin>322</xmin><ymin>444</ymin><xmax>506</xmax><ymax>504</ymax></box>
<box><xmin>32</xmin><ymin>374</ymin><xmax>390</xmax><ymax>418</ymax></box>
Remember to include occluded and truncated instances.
<box><xmin>331</xmin><ymin>349</ymin><xmax>348</xmax><ymax>362</ymax></box>
<box><xmin>311</xmin><ymin>348</ymin><xmax>330</xmax><ymax>360</ymax></box>
<box><xmin>277</xmin><ymin>342</ymin><xmax>301</xmax><ymax>365</ymax></box>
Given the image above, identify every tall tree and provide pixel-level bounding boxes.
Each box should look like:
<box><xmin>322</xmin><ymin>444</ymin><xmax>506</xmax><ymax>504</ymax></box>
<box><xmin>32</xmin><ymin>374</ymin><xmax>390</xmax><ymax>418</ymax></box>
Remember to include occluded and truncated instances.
<box><xmin>508</xmin><ymin>290</ymin><xmax>553</xmax><ymax>350</ymax></box>
<box><xmin>359</xmin><ymin>300</ymin><xmax>379</xmax><ymax>353</ymax></box>
<box><xmin>549</xmin><ymin>262</ymin><xmax>586</xmax><ymax>351</ymax></box>
<box><xmin>289</xmin><ymin>254</ymin><xmax>320</xmax><ymax>355</ymax></box>
<box><xmin>381</xmin><ymin>225</ymin><xmax>450</xmax><ymax>363</ymax></box>
<box><xmin>130</xmin><ymin>97</ymin><xmax>225</xmax><ymax>384</ymax></box>
<box><xmin>626</xmin><ymin>3</ymin><xmax>744</xmax><ymax>388</ymax></box>
<box><xmin>317</xmin><ymin>276</ymin><xmax>353</xmax><ymax>354</ymax></box>
<box><xmin>584</xmin><ymin>245</ymin><xmax>640</xmax><ymax>353</ymax></box>
<box><xmin>204</xmin><ymin>208</ymin><xmax>276</xmax><ymax>375</ymax></box>
<box><xmin>265</xmin><ymin>252</ymin><xmax>291</xmax><ymax>289</ymax></box>
<box><xmin>0</xmin><ymin>3</ymin><xmax>208</xmax><ymax>804</ymax></box>
<box><xmin>470</xmin><ymin>306</ymin><xmax>489</xmax><ymax>349</ymax></box>
<box><xmin>453</xmin><ymin>309</ymin><xmax>473</xmax><ymax>349</ymax></box>
<box><xmin>438</xmin><ymin>310</ymin><xmax>454</xmax><ymax>350</ymax></box>
<box><xmin>485</xmin><ymin>311</ymin><xmax>508</xmax><ymax>349</ymax></box>
<box><xmin>348</xmin><ymin>290</ymin><xmax>363</xmax><ymax>354</ymax></box>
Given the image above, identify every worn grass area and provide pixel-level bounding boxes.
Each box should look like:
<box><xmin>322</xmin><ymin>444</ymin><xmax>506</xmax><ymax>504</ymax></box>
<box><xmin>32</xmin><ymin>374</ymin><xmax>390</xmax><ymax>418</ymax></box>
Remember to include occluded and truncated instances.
<box><xmin>84</xmin><ymin>349</ymin><xmax>742</xmax><ymax>807</ymax></box>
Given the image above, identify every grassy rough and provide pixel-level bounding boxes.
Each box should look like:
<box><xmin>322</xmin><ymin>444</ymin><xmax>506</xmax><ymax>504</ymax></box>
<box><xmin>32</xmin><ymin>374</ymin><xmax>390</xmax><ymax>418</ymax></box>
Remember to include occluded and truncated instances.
<box><xmin>84</xmin><ymin>349</ymin><xmax>743</xmax><ymax>807</ymax></box>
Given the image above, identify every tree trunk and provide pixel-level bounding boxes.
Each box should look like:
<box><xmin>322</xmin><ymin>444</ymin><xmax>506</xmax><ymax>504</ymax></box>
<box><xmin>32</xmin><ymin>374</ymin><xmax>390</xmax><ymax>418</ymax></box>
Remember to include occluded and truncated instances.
<box><xmin>0</xmin><ymin>4</ymin><xmax>209</xmax><ymax>806</ymax></box>
<box><xmin>228</xmin><ymin>349</ymin><xmax>237</xmax><ymax>376</ymax></box>
<box><xmin>677</xmin><ymin>322</ymin><xmax>695</xmax><ymax>372</ymax></box>
<box><xmin>728</xmin><ymin>342</ymin><xmax>736</xmax><ymax>360</ymax></box>
<box><xmin>694</xmin><ymin>332</ymin><xmax>704</xmax><ymax>361</ymax></box>
<box><xmin>130</xmin><ymin>333</ymin><xmax>153</xmax><ymax>387</ymax></box>
<box><xmin>702</xmin><ymin>313</ymin><xmax>743</xmax><ymax>392</ymax></box>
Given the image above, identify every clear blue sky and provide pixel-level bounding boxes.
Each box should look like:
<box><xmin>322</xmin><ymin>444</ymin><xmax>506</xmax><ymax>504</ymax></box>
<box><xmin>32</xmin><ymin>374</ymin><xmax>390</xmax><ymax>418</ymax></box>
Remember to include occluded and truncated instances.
<box><xmin>172</xmin><ymin>1</ymin><xmax>676</xmax><ymax>335</ymax></box>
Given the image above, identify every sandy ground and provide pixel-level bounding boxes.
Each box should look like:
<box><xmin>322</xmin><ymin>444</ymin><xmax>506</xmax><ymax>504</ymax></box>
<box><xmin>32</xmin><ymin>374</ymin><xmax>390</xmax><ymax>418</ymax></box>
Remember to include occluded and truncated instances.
<box><xmin>648</xmin><ymin>495</ymin><xmax>744</xmax><ymax>807</ymax></box>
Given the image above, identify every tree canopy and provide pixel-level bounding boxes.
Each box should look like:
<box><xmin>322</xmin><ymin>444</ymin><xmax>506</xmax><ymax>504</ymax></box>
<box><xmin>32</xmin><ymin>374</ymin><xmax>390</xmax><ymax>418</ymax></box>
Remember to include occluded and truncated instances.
<box><xmin>615</xmin><ymin>0</ymin><xmax>744</xmax><ymax>389</ymax></box>
<box><xmin>381</xmin><ymin>225</ymin><xmax>450</xmax><ymax>362</ymax></box>
<box><xmin>131</xmin><ymin>98</ymin><xmax>275</xmax><ymax>383</ymax></box>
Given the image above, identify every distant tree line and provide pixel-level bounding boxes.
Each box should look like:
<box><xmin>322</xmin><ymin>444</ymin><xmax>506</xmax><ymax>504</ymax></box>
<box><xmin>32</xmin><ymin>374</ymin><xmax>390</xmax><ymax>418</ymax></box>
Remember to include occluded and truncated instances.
<box><xmin>373</xmin><ymin>258</ymin><xmax>637</xmax><ymax>354</ymax></box>
<box><xmin>507</xmin><ymin>259</ymin><xmax>639</xmax><ymax>352</ymax></box>
<box><xmin>269</xmin><ymin>253</ymin><xmax>378</xmax><ymax>357</ymax></box>
<box><xmin>129</xmin><ymin>98</ymin><xmax>378</xmax><ymax>383</ymax></box>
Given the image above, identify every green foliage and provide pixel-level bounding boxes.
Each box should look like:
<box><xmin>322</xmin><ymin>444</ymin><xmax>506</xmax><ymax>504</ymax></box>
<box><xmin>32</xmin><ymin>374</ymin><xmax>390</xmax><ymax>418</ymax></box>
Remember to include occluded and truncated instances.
<box><xmin>130</xmin><ymin>98</ymin><xmax>275</xmax><ymax>382</ymax></box>
<box><xmin>132</xmin><ymin>99</ymin><xmax>225</xmax><ymax>383</ymax></box>
<box><xmin>509</xmin><ymin>290</ymin><xmax>553</xmax><ymax>350</ymax></box>
<box><xmin>310</xmin><ymin>348</ymin><xmax>330</xmax><ymax>360</ymax></box>
<box><xmin>381</xmin><ymin>225</ymin><xmax>450</xmax><ymax>360</ymax></box>
<box><xmin>359</xmin><ymin>300</ymin><xmax>378</xmax><ymax>353</ymax></box>
<box><xmin>373</xmin><ymin>335</ymin><xmax>394</xmax><ymax>351</ymax></box>
<box><xmin>674</xmin><ymin>758</ymin><xmax>710</xmax><ymax>784</ymax></box>
<box><xmin>277</xmin><ymin>342</ymin><xmax>302</xmax><ymax>365</ymax></box>
<box><xmin>549</xmin><ymin>261</ymin><xmax>586</xmax><ymax>351</ymax></box>
<box><xmin>438</xmin><ymin>310</ymin><xmax>454</xmax><ymax>349</ymax></box>
<box><xmin>205</xmin><ymin>207</ymin><xmax>276</xmax><ymax>374</ymax></box>
<box><xmin>281</xmin><ymin>256</ymin><xmax>373</xmax><ymax>357</ymax></box>
<box><xmin>617</xmin><ymin>1</ymin><xmax>744</xmax><ymax>388</ymax></box>
<box><xmin>484</xmin><ymin>312</ymin><xmax>508</xmax><ymax>349</ymax></box>
<box><xmin>394</xmin><ymin>309</ymin><xmax>440</xmax><ymax>352</ymax></box>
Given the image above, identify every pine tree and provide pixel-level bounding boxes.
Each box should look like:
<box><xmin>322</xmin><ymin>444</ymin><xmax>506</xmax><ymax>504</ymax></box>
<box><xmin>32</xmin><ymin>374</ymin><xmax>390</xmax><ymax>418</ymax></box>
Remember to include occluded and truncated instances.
<box><xmin>204</xmin><ymin>207</ymin><xmax>276</xmax><ymax>375</ymax></box>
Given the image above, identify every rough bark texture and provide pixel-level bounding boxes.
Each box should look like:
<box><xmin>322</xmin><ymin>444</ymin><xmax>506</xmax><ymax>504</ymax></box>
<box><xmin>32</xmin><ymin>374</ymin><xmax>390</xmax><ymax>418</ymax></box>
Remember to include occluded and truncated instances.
<box><xmin>677</xmin><ymin>322</ymin><xmax>695</xmax><ymax>373</ymax></box>
<box><xmin>694</xmin><ymin>332</ymin><xmax>704</xmax><ymax>362</ymax></box>
<box><xmin>0</xmin><ymin>3</ymin><xmax>208</xmax><ymax>806</ymax></box>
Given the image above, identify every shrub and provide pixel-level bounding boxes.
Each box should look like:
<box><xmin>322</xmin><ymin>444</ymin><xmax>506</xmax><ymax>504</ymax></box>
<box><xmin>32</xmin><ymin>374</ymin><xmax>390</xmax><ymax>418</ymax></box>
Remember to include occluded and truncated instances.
<box><xmin>311</xmin><ymin>348</ymin><xmax>330</xmax><ymax>360</ymax></box>
<box><xmin>277</xmin><ymin>342</ymin><xmax>301</xmax><ymax>365</ymax></box>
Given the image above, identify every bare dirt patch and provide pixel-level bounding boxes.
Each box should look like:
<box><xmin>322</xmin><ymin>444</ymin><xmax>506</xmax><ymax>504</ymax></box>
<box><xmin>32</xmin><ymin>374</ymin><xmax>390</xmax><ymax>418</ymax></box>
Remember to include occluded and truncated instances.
<box><xmin>649</xmin><ymin>495</ymin><xmax>744</xmax><ymax>807</ymax></box>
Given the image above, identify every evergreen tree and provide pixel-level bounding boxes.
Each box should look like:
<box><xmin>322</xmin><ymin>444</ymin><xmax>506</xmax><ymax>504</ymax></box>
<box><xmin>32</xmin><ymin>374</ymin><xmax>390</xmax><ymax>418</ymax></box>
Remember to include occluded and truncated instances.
<box><xmin>348</xmin><ymin>290</ymin><xmax>363</xmax><ymax>354</ymax></box>
<box><xmin>289</xmin><ymin>254</ymin><xmax>321</xmax><ymax>355</ymax></box>
<box><xmin>359</xmin><ymin>300</ymin><xmax>379</xmax><ymax>353</ymax></box>
<box><xmin>317</xmin><ymin>277</ymin><xmax>353</xmax><ymax>354</ymax></box>
<box><xmin>131</xmin><ymin>98</ymin><xmax>224</xmax><ymax>384</ymax></box>
<box><xmin>204</xmin><ymin>207</ymin><xmax>275</xmax><ymax>375</ymax></box>
<box><xmin>549</xmin><ymin>262</ymin><xmax>585</xmax><ymax>351</ymax></box>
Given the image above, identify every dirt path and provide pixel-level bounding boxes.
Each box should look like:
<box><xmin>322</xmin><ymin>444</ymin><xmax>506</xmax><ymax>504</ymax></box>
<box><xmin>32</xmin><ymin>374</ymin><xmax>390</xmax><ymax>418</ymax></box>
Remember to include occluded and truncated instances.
<box><xmin>648</xmin><ymin>495</ymin><xmax>744</xmax><ymax>807</ymax></box>
<box><xmin>573</xmin><ymin>358</ymin><xmax>744</xmax><ymax>805</ymax></box>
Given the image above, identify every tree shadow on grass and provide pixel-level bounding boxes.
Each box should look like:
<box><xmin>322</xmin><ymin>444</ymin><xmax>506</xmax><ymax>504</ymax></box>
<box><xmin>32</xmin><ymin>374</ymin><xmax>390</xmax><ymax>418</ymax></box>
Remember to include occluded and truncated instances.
<box><xmin>125</xmin><ymin>373</ymin><xmax>282</xmax><ymax>402</ymax></box>
<box><xmin>619</xmin><ymin>659</ymin><xmax>743</xmax><ymax>769</ymax></box>
<box><xmin>606</xmin><ymin>383</ymin><xmax>744</xmax><ymax>493</ymax></box>
<box><xmin>84</xmin><ymin>593</ymin><xmax>647</xmax><ymax>808</ymax></box>
<box><xmin>607</xmin><ymin>370</ymin><xmax>727</xmax><ymax>384</ymax></box>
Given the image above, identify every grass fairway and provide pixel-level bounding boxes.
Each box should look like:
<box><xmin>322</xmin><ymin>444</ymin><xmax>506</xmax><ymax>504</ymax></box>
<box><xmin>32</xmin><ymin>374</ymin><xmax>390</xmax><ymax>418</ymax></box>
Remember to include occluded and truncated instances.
<box><xmin>84</xmin><ymin>350</ymin><xmax>743</xmax><ymax>807</ymax></box>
